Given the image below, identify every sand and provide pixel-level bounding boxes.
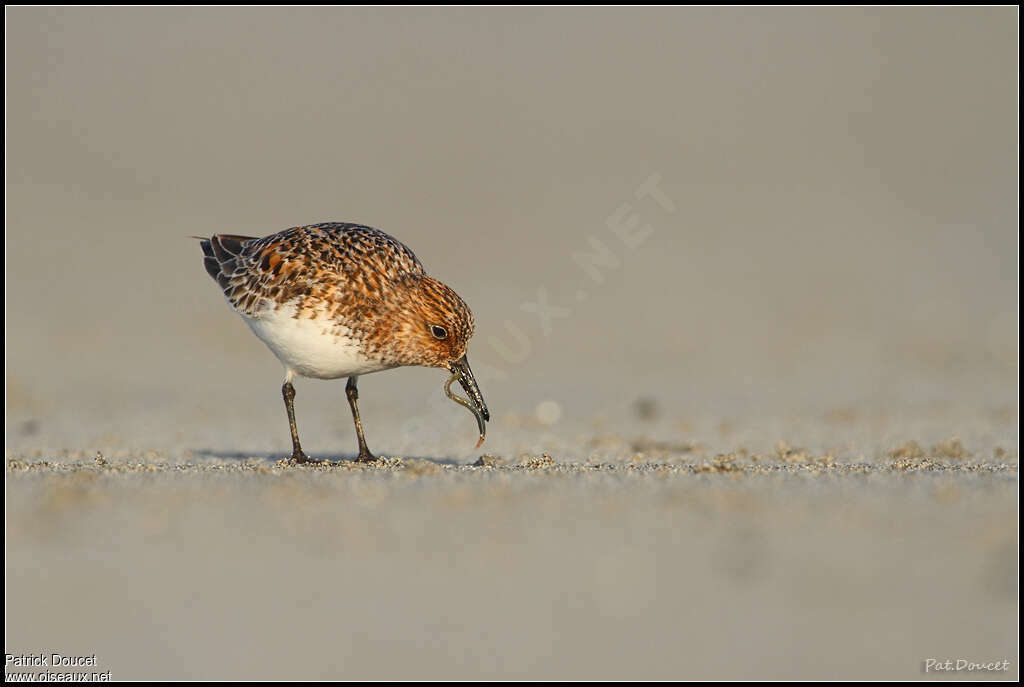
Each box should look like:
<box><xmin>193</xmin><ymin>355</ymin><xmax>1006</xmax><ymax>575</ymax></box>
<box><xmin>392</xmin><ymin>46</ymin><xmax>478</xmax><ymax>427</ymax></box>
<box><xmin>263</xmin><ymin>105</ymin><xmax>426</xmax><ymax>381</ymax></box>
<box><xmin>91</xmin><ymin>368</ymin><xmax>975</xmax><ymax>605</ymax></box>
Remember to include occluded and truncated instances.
<box><xmin>5</xmin><ymin>442</ymin><xmax>1018</xmax><ymax>680</ymax></box>
<box><xmin>5</xmin><ymin>6</ymin><xmax>1018</xmax><ymax>681</ymax></box>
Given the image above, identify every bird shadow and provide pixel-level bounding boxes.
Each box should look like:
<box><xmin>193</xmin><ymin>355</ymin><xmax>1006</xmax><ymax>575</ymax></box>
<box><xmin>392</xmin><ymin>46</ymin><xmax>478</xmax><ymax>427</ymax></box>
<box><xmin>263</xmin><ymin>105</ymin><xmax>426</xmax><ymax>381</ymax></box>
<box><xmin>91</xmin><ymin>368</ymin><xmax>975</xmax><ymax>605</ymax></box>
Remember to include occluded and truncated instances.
<box><xmin>190</xmin><ymin>449</ymin><xmax>462</xmax><ymax>467</ymax></box>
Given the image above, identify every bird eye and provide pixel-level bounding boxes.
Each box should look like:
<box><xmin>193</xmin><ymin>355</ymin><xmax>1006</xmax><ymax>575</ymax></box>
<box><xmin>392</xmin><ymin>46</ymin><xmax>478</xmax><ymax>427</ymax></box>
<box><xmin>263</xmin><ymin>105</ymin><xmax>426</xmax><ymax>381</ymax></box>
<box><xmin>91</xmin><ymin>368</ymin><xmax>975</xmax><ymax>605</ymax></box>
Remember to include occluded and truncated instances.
<box><xmin>430</xmin><ymin>325</ymin><xmax>448</xmax><ymax>340</ymax></box>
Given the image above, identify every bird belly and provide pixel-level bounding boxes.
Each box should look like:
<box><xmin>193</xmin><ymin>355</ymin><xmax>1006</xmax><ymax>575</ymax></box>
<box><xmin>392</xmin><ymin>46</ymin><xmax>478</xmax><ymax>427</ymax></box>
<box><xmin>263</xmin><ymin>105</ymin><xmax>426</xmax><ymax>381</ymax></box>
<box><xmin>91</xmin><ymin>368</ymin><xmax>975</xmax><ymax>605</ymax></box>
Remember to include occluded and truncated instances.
<box><xmin>243</xmin><ymin>303</ymin><xmax>392</xmax><ymax>379</ymax></box>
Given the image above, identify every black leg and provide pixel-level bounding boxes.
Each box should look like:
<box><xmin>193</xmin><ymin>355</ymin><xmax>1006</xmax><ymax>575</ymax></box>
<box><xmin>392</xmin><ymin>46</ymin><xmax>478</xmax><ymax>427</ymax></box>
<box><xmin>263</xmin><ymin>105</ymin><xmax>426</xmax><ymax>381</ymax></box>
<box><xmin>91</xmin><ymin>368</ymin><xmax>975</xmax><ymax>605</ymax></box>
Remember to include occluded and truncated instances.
<box><xmin>282</xmin><ymin>379</ymin><xmax>313</xmax><ymax>463</ymax></box>
<box><xmin>346</xmin><ymin>376</ymin><xmax>376</xmax><ymax>462</ymax></box>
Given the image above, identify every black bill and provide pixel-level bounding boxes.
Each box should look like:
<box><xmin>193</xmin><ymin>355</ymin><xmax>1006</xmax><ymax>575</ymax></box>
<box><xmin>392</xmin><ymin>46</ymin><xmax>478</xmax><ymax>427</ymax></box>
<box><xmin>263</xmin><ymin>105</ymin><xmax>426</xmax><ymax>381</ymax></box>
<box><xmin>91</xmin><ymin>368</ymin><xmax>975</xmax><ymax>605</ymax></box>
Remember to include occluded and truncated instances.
<box><xmin>445</xmin><ymin>355</ymin><xmax>490</xmax><ymax>448</ymax></box>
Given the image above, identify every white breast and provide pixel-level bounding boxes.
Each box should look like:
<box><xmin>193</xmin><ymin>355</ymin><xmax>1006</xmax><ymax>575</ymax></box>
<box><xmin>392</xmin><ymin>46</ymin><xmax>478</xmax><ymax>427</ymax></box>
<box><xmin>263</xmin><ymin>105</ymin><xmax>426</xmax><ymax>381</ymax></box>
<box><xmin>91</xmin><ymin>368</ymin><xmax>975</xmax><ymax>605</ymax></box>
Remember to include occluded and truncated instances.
<box><xmin>243</xmin><ymin>302</ymin><xmax>393</xmax><ymax>380</ymax></box>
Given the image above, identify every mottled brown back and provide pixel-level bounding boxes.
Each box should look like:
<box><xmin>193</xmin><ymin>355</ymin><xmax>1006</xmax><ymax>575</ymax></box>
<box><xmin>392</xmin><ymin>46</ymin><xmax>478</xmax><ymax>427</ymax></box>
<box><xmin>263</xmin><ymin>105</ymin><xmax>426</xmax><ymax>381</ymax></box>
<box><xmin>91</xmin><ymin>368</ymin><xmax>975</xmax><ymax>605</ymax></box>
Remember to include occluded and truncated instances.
<box><xmin>198</xmin><ymin>223</ymin><xmax>426</xmax><ymax>317</ymax></box>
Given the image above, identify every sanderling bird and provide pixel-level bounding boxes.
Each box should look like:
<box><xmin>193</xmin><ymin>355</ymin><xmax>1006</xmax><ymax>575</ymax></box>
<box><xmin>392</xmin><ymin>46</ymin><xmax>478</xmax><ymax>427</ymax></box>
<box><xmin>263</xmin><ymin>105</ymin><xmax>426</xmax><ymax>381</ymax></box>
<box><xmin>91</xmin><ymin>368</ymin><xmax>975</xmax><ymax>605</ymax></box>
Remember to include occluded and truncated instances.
<box><xmin>198</xmin><ymin>222</ymin><xmax>489</xmax><ymax>464</ymax></box>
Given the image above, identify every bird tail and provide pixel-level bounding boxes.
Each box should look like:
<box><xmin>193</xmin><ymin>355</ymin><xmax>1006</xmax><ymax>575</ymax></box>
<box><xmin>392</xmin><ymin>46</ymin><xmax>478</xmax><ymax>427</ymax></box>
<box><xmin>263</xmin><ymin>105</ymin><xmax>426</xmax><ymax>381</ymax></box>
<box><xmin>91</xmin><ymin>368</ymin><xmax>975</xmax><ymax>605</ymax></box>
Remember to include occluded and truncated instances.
<box><xmin>193</xmin><ymin>234</ymin><xmax>257</xmax><ymax>282</ymax></box>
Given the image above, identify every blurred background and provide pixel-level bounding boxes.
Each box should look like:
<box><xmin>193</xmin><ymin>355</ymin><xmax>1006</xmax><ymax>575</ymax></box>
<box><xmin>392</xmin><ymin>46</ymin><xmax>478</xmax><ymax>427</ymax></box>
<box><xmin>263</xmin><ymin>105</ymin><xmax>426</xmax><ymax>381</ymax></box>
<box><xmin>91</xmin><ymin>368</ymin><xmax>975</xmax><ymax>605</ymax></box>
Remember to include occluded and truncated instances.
<box><xmin>5</xmin><ymin>7</ymin><xmax>1018</xmax><ymax>680</ymax></box>
<box><xmin>6</xmin><ymin>6</ymin><xmax>1017</xmax><ymax>458</ymax></box>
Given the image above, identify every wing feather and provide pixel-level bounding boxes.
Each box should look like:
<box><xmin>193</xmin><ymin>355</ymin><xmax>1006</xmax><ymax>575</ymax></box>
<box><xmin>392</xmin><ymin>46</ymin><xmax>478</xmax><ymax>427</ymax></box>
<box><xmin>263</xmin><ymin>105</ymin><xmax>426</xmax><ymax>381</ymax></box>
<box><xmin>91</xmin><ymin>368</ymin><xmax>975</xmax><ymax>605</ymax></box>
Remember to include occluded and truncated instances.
<box><xmin>197</xmin><ymin>223</ymin><xmax>424</xmax><ymax>317</ymax></box>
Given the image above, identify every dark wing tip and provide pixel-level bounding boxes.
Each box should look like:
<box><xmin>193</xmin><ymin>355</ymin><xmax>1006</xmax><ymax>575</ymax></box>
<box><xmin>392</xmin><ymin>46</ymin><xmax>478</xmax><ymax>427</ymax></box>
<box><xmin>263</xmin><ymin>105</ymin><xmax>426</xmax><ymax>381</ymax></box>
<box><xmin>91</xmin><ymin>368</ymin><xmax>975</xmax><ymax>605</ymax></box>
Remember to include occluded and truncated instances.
<box><xmin>211</xmin><ymin>234</ymin><xmax>255</xmax><ymax>260</ymax></box>
<box><xmin>198</xmin><ymin>234</ymin><xmax>259</xmax><ymax>283</ymax></box>
<box><xmin>203</xmin><ymin>255</ymin><xmax>221</xmax><ymax>280</ymax></box>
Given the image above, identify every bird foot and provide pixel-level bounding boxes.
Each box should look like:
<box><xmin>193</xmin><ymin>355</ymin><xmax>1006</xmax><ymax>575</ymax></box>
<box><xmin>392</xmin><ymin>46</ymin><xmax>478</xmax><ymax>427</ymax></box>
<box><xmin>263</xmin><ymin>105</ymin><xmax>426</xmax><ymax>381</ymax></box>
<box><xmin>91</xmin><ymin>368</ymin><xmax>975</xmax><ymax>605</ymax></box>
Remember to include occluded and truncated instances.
<box><xmin>354</xmin><ymin>450</ymin><xmax>377</xmax><ymax>463</ymax></box>
<box><xmin>290</xmin><ymin>451</ymin><xmax>322</xmax><ymax>465</ymax></box>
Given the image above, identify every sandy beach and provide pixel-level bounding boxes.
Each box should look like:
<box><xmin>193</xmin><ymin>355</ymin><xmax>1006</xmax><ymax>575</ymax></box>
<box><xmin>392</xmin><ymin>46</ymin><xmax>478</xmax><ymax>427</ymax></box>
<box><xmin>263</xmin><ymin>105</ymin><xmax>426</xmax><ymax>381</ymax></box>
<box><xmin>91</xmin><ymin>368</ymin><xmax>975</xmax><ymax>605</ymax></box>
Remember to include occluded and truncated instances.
<box><xmin>5</xmin><ymin>448</ymin><xmax>1018</xmax><ymax>680</ymax></box>
<box><xmin>6</xmin><ymin>7</ymin><xmax>1018</xmax><ymax>680</ymax></box>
